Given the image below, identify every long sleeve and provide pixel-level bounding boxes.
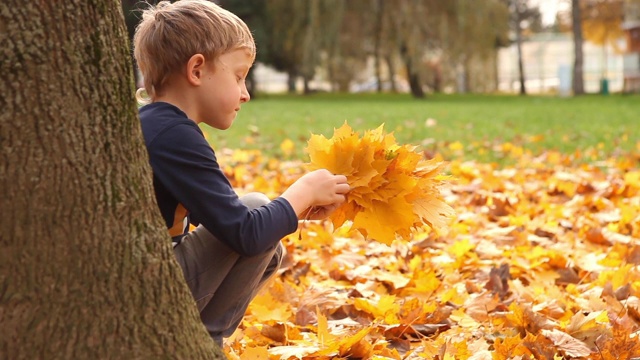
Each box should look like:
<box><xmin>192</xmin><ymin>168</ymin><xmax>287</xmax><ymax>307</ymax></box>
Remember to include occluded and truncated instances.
<box><xmin>141</xmin><ymin>103</ymin><xmax>298</xmax><ymax>256</ymax></box>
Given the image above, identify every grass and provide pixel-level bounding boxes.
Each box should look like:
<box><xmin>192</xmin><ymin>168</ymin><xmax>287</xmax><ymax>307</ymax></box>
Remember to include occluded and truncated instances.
<box><xmin>201</xmin><ymin>92</ymin><xmax>640</xmax><ymax>164</ymax></box>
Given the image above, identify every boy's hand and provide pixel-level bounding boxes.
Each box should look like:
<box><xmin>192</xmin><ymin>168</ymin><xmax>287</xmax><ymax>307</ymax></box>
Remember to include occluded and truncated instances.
<box><xmin>281</xmin><ymin>169</ymin><xmax>349</xmax><ymax>218</ymax></box>
<box><xmin>301</xmin><ymin>203</ymin><xmax>341</xmax><ymax>221</ymax></box>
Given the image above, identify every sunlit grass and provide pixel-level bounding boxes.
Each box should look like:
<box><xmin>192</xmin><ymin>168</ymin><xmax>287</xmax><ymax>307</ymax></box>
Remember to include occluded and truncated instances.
<box><xmin>201</xmin><ymin>92</ymin><xmax>640</xmax><ymax>164</ymax></box>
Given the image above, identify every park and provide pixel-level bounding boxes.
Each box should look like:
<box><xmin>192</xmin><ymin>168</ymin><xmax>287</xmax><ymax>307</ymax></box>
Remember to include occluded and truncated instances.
<box><xmin>1</xmin><ymin>0</ymin><xmax>639</xmax><ymax>359</ymax></box>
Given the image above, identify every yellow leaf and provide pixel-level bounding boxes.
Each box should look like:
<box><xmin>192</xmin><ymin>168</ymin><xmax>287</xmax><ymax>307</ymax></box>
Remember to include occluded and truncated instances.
<box><xmin>279</xmin><ymin>138</ymin><xmax>295</xmax><ymax>157</ymax></box>
<box><xmin>624</xmin><ymin>170</ymin><xmax>640</xmax><ymax>189</ymax></box>
<box><xmin>449</xmin><ymin>141</ymin><xmax>464</xmax><ymax>151</ymax></box>
<box><xmin>565</xmin><ymin>310</ymin><xmax>611</xmax><ymax>344</ymax></box>
<box><xmin>338</xmin><ymin>326</ymin><xmax>373</xmax><ymax>357</ymax></box>
<box><xmin>248</xmin><ymin>292</ymin><xmax>292</xmax><ymax>323</ymax></box>
<box><xmin>352</xmin><ymin>197</ymin><xmax>415</xmax><ymax>244</ymax></box>
<box><xmin>353</xmin><ymin>295</ymin><xmax>400</xmax><ymax>324</ymax></box>
<box><xmin>306</xmin><ymin>122</ymin><xmax>454</xmax><ymax>243</ymax></box>
<box><xmin>316</xmin><ymin>308</ymin><xmax>336</xmax><ymax>345</ymax></box>
<box><xmin>449</xmin><ymin>239</ymin><xmax>474</xmax><ymax>259</ymax></box>
<box><xmin>239</xmin><ymin>346</ymin><xmax>270</xmax><ymax>360</ymax></box>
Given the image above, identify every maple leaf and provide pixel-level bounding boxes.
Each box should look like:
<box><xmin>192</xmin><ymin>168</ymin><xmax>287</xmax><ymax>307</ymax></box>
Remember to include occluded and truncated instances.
<box><xmin>564</xmin><ymin>310</ymin><xmax>610</xmax><ymax>345</ymax></box>
<box><xmin>505</xmin><ymin>302</ymin><xmax>555</xmax><ymax>336</ymax></box>
<box><xmin>484</xmin><ymin>263</ymin><xmax>511</xmax><ymax>300</ymax></box>
<box><xmin>492</xmin><ymin>334</ymin><xmax>534</xmax><ymax>359</ymax></box>
<box><xmin>306</xmin><ymin>122</ymin><xmax>455</xmax><ymax>244</ymax></box>
<box><xmin>353</xmin><ymin>295</ymin><xmax>401</xmax><ymax>324</ymax></box>
<box><xmin>595</xmin><ymin>322</ymin><xmax>640</xmax><ymax>359</ymax></box>
<box><xmin>247</xmin><ymin>288</ymin><xmax>293</xmax><ymax>323</ymax></box>
<box><xmin>216</xmin><ymin>135</ymin><xmax>640</xmax><ymax>358</ymax></box>
<box><xmin>521</xmin><ymin>331</ymin><xmax>557</xmax><ymax>359</ymax></box>
<box><xmin>238</xmin><ymin>346</ymin><xmax>270</xmax><ymax>360</ymax></box>
<box><xmin>541</xmin><ymin>329</ymin><xmax>592</xmax><ymax>358</ymax></box>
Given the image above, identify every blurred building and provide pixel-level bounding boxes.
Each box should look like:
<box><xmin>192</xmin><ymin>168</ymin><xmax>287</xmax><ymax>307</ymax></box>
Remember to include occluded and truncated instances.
<box><xmin>622</xmin><ymin>0</ymin><xmax>640</xmax><ymax>93</ymax></box>
<box><xmin>497</xmin><ymin>32</ymin><xmax>627</xmax><ymax>94</ymax></box>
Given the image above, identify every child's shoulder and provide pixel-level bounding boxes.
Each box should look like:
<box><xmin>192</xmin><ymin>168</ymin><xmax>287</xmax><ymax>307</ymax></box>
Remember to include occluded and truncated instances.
<box><xmin>139</xmin><ymin>102</ymin><xmax>202</xmax><ymax>147</ymax></box>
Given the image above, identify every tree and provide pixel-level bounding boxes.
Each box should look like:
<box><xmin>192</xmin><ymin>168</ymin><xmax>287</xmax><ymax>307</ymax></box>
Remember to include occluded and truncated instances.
<box><xmin>324</xmin><ymin>0</ymin><xmax>369</xmax><ymax>92</ymax></box>
<box><xmin>373</xmin><ymin>0</ymin><xmax>385</xmax><ymax>92</ymax></box>
<box><xmin>388</xmin><ymin>0</ymin><xmax>437</xmax><ymax>98</ymax></box>
<box><xmin>581</xmin><ymin>0</ymin><xmax>625</xmax><ymax>92</ymax></box>
<box><xmin>505</xmin><ymin>0</ymin><xmax>541</xmax><ymax>95</ymax></box>
<box><xmin>448</xmin><ymin>0</ymin><xmax>509</xmax><ymax>93</ymax></box>
<box><xmin>572</xmin><ymin>0</ymin><xmax>586</xmax><ymax>95</ymax></box>
<box><xmin>0</xmin><ymin>1</ymin><xmax>223</xmax><ymax>358</ymax></box>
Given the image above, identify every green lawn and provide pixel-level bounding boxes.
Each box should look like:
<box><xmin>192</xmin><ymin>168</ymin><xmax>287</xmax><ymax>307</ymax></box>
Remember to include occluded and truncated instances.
<box><xmin>201</xmin><ymin>93</ymin><xmax>639</xmax><ymax>164</ymax></box>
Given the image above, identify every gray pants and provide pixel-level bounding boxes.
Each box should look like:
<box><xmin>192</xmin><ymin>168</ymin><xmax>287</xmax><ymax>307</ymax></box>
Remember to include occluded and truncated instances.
<box><xmin>173</xmin><ymin>193</ymin><xmax>284</xmax><ymax>347</ymax></box>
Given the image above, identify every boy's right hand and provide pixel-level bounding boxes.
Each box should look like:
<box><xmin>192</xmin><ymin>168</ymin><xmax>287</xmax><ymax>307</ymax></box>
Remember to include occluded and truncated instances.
<box><xmin>281</xmin><ymin>169</ymin><xmax>349</xmax><ymax>219</ymax></box>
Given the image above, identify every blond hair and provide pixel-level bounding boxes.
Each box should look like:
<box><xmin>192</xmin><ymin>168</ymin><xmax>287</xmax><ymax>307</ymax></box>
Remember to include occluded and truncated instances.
<box><xmin>133</xmin><ymin>0</ymin><xmax>255</xmax><ymax>102</ymax></box>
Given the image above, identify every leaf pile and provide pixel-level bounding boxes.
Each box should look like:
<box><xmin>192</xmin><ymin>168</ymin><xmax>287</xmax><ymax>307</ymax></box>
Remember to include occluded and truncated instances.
<box><xmin>306</xmin><ymin>123</ymin><xmax>454</xmax><ymax>244</ymax></box>
<box><xmin>218</xmin><ymin>142</ymin><xmax>640</xmax><ymax>359</ymax></box>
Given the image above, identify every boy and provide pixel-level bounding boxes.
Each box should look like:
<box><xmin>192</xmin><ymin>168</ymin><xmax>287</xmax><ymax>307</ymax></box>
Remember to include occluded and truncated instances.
<box><xmin>133</xmin><ymin>0</ymin><xmax>349</xmax><ymax>347</ymax></box>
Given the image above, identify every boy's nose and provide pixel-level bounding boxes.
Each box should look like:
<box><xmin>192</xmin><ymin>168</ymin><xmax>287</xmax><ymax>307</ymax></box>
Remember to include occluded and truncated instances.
<box><xmin>240</xmin><ymin>85</ymin><xmax>250</xmax><ymax>103</ymax></box>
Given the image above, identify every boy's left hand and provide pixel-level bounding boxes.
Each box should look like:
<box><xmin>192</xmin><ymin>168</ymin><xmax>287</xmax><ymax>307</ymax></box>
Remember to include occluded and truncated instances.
<box><xmin>301</xmin><ymin>203</ymin><xmax>342</xmax><ymax>221</ymax></box>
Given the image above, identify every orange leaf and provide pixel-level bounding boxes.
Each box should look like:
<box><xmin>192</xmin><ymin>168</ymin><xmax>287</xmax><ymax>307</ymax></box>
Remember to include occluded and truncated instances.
<box><xmin>239</xmin><ymin>346</ymin><xmax>270</xmax><ymax>360</ymax></box>
<box><xmin>306</xmin><ymin>122</ymin><xmax>454</xmax><ymax>243</ymax></box>
<box><xmin>493</xmin><ymin>335</ymin><xmax>534</xmax><ymax>360</ymax></box>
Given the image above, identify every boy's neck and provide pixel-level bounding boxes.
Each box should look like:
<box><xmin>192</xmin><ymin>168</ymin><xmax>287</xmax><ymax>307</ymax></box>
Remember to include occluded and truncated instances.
<box><xmin>155</xmin><ymin>82</ymin><xmax>200</xmax><ymax>124</ymax></box>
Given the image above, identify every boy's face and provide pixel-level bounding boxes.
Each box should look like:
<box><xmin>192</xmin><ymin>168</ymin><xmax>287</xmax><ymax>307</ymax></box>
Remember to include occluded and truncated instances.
<box><xmin>197</xmin><ymin>49</ymin><xmax>253</xmax><ymax>130</ymax></box>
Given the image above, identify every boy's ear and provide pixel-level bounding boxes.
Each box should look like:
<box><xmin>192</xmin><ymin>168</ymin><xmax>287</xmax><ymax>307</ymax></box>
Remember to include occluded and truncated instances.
<box><xmin>186</xmin><ymin>54</ymin><xmax>207</xmax><ymax>86</ymax></box>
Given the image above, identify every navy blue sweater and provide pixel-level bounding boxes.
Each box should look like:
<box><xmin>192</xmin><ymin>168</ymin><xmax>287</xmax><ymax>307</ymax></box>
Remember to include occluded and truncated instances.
<box><xmin>139</xmin><ymin>102</ymin><xmax>298</xmax><ymax>256</ymax></box>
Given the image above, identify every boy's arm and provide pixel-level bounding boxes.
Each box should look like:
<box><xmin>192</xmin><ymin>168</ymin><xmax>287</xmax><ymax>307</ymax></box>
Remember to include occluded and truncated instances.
<box><xmin>149</xmin><ymin>124</ymin><xmax>297</xmax><ymax>256</ymax></box>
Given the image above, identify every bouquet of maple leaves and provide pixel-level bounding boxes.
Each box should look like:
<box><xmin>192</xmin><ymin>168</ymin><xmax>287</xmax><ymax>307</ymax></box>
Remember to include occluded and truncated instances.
<box><xmin>306</xmin><ymin>123</ymin><xmax>454</xmax><ymax>244</ymax></box>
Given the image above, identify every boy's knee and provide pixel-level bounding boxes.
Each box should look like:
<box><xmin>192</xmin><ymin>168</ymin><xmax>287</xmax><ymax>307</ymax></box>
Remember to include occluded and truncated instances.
<box><xmin>263</xmin><ymin>242</ymin><xmax>286</xmax><ymax>281</ymax></box>
<box><xmin>274</xmin><ymin>242</ymin><xmax>285</xmax><ymax>265</ymax></box>
<box><xmin>240</xmin><ymin>192</ymin><xmax>270</xmax><ymax>210</ymax></box>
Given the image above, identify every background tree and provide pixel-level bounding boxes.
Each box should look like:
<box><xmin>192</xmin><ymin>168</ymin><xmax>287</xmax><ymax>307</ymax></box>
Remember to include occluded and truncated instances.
<box><xmin>371</xmin><ymin>0</ymin><xmax>405</xmax><ymax>93</ymax></box>
<box><xmin>448</xmin><ymin>0</ymin><xmax>510</xmax><ymax>93</ymax></box>
<box><xmin>373</xmin><ymin>0</ymin><xmax>386</xmax><ymax>92</ymax></box>
<box><xmin>572</xmin><ymin>0</ymin><xmax>586</xmax><ymax>95</ymax></box>
<box><xmin>0</xmin><ymin>1</ymin><xmax>222</xmax><ymax>358</ymax></box>
<box><xmin>386</xmin><ymin>0</ymin><xmax>438</xmax><ymax>98</ymax></box>
<box><xmin>207</xmin><ymin>0</ymin><xmax>519</xmax><ymax>97</ymax></box>
<box><xmin>217</xmin><ymin>0</ymin><xmax>268</xmax><ymax>96</ymax></box>
<box><xmin>506</xmin><ymin>0</ymin><xmax>542</xmax><ymax>95</ymax></box>
<box><xmin>581</xmin><ymin>0</ymin><xmax>625</xmax><ymax>91</ymax></box>
<box><xmin>324</xmin><ymin>0</ymin><xmax>370</xmax><ymax>92</ymax></box>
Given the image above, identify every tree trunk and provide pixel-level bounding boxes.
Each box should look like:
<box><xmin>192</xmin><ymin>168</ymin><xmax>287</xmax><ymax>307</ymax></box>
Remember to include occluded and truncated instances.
<box><xmin>492</xmin><ymin>50</ymin><xmax>500</xmax><ymax>92</ymax></box>
<box><xmin>572</xmin><ymin>0</ymin><xmax>585</xmax><ymax>95</ymax></box>
<box><xmin>374</xmin><ymin>0</ymin><xmax>384</xmax><ymax>92</ymax></box>
<box><xmin>303</xmin><ymin>75</ymin><xmax>312</xmax><ymax>94</ymax></box>
<box><xmin>0</xmin><ymin>1</ymin><xmax>223</xmax><ymax>359</ymax></box>
<box><xmin>287</xmin><ymin>70</ymin><xmax>298</xmax><ymax>93</ymax></box>
<box><xmin>400</xmin><ymin>45</ymin><xmax>425</xmax><ymax>98</ymax></box>
<box><xmin>514</xmin><ymin>9</ymin><xmax>527</xmax><ymax>95</ymax></box>
<box><xmin>406</xmin><ymin>70</ymin><xmax>425</xmax><ymax>98</ymax></box>
<box><xmin>385</xmin><ymin>55</ymin><xmax>398</xmax><ymax>93</ymax></box>
<box><xmin>463</xmin><ymin>56</ymin><xmax>472</xmax><ymax>93</ymax></box>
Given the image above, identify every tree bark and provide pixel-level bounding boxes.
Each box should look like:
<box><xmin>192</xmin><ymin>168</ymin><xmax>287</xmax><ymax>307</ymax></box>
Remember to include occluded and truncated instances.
<box><xmin>385</xmin><ymin>55</ymin><xmax>398</xmax><ymax>93</ymax></box>
<box><xmin>374</xmin><ymin>0</ymin><xmax>384</xmax><ymax>92</ymax></box>
<box><xmin>287</xmin><ymin>70</ymin><xmax>298</xmax><ymax>93</ymax></box>
<box><xmin>0</xmin><ymin>1</ymin><xmax>223</xmax><ymax>358</ymax></box>
<box><xmin>572</xmin><ymin>0</ymin><xmax>585</xmax><ymax>95</ymax></box>
<box><xmin>514</xmin><ymin>5</ymin><xmax>527</xmax><ymax>95</ymax></box>
<box><xmin>400</xmin><ymin>44</ymin><xmax>425</xmax><ymax>98</ymax></box>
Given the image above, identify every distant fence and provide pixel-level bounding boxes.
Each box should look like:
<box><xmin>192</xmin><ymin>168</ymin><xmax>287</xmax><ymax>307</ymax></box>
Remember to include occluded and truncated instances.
<box><xmin>498</xmin><ymin>33</ymin><xmax>628</xmax><ymax>94</ymax></box>
<box><xmin>497</xmin><ymin>70</ymin><xmax>625</xmax><ymax>94</ymax></box>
